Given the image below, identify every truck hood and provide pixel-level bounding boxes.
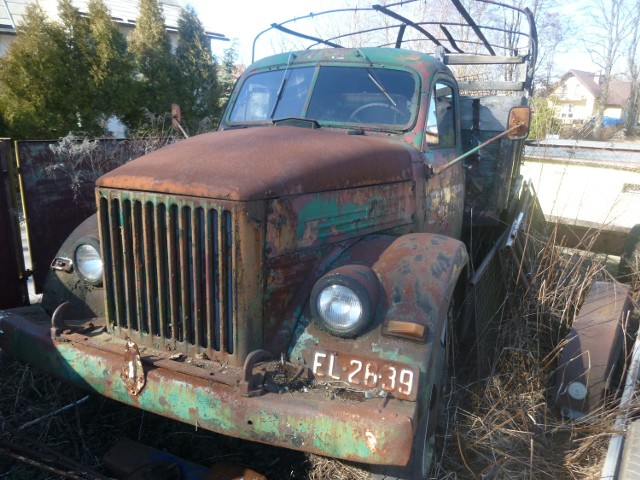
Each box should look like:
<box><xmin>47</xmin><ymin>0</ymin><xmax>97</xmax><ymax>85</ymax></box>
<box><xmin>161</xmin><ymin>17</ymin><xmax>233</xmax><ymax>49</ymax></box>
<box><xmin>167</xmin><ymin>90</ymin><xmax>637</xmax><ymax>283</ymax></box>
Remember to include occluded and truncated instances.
<box><xmin>97</xmin><ymin>126</ymin><xmax>415</xmax><ymax>201</ymax></box>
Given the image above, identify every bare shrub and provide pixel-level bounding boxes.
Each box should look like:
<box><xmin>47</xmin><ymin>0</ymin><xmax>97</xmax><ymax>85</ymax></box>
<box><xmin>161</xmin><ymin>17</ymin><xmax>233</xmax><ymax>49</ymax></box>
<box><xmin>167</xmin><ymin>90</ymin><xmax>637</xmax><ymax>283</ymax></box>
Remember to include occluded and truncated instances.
<box><xmin>47</xmin><ymin>111</ymin><xmax>181</xmax><ymax>203</ymax></box>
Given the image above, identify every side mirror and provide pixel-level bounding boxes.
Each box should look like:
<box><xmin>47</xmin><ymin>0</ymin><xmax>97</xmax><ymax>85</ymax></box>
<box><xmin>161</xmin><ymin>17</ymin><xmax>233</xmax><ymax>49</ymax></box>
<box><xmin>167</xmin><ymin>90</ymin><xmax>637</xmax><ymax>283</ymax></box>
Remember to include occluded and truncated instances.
<box><xmin>507</xmin><ymin>106</ymin><xmax>531</xmax><ymax>140</ymax></box>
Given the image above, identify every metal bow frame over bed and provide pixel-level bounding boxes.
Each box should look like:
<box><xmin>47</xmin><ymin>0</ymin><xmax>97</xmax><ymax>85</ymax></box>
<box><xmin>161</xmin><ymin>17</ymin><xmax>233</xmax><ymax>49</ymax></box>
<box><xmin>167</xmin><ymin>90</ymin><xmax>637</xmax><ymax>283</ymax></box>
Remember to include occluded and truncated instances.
<box><xmin>253</xmin><ymin>0</ymin><xmax>538</xmax><ymax>96</ymax></box>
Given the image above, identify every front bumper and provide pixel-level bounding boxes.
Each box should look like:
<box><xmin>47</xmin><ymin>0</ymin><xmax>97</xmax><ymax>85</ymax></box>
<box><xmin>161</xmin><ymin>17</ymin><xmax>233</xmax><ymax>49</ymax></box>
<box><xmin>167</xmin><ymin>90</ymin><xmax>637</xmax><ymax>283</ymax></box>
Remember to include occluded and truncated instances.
<box><xmin>0</xmin><ymin>306</ymin><xmax>415</xmax><ymax>466</ymax></box>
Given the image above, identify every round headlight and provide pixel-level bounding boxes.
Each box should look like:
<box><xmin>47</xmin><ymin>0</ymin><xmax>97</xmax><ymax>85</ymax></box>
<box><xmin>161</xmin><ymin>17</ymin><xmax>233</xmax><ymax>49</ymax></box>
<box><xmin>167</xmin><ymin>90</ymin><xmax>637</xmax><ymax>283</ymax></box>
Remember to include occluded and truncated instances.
<box><xmin>74</xmin><ymin>242</ymin><xmax>103</xmax><ymax>286</ymax></box>
<box><xmin>310</xmin><ymin>265</ymin><xmax>379</xmax><ymax>337</ymax></box>
<box><xmin>317</xmin><ymin>285</ymin><xmax>363</xmax><ymax>332</ymax></box>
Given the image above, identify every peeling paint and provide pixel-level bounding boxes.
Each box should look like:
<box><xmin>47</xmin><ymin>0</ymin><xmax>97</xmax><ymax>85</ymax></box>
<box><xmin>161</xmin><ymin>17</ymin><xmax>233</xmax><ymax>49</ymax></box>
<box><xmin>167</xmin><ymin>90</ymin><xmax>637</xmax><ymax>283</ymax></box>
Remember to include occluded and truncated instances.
<box><xmin>366</xmin><ymin>431</ymin><xmax>378</xmax><ymax>452</ymax></box>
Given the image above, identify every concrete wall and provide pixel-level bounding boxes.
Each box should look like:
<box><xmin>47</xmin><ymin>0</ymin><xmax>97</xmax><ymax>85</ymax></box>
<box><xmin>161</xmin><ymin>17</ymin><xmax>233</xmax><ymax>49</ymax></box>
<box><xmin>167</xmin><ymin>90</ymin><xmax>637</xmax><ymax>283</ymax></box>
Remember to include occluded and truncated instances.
<box><xmin>521</xmin><ymin>159</ymin><xmax>640</xmax><ymax>231</ymax></box>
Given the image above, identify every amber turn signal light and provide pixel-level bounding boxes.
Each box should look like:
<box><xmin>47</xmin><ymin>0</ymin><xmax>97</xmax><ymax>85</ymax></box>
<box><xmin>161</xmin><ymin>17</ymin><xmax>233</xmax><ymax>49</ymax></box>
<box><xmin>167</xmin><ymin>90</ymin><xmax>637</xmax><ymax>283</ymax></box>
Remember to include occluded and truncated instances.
<box><xmin>386</xmin><ymin>320</ymin><xmax>426</xmax><ymax>340</ymax></box>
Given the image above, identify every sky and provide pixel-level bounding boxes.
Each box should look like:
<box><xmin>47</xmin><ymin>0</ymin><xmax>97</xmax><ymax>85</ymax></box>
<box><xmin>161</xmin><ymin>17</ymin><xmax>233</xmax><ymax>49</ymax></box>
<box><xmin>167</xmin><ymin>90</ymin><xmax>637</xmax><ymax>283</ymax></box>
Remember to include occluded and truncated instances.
<box><xmin>187</xmin><ymin>0</ymin><xmax>599</xmax><ymax>75</ymax></box>
<box><xmin>187</xmin><ymin>0</ymin><xmax>335</xmax><ymax>65</ymax></box>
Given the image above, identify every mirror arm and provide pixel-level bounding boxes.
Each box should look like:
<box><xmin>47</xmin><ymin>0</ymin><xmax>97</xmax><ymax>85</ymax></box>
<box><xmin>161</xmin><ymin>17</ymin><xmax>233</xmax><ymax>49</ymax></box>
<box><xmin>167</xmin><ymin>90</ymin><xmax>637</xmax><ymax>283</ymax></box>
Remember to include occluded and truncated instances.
<box><xmin>431</xmin><ymin>123</ymin><xmax>523</xmax><ymax>176</ymax></box>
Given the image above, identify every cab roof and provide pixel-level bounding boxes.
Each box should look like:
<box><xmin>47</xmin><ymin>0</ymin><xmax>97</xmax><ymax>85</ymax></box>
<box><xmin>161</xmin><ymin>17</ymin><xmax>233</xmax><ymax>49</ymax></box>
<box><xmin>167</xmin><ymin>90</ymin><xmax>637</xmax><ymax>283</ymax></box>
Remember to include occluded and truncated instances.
<box><xmin>246</xmin><ymin>47</ymin><xmax>446</xmax><ymax>78</ymax></box>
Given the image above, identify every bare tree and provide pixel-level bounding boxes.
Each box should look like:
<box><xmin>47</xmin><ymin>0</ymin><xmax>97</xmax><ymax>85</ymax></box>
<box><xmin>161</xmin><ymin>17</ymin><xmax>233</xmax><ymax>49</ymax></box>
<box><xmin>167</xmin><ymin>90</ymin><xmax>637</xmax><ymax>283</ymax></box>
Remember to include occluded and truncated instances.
<box><xmin>625</xmin><ymin>0</ymin><xmax>640</xmax><ymax>135</ymax></box>
<box><xmin>531</xmin><ymin>3</ymin><xmax>573</xmax><ymax>90</ymax></box>
<box><xmin>585</xmin><ymin>0</ymin><xmax>631</xmax><ymax>138</ymax></box>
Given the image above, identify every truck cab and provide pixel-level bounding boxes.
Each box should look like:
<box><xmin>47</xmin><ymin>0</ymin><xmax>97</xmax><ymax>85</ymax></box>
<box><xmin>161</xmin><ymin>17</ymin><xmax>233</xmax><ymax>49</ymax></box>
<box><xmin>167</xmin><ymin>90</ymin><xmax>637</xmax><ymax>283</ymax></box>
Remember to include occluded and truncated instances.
<box><xmin>221</xmin><ymin>48</ymin><xmax>466</xmax><ymax>237</ymax></box>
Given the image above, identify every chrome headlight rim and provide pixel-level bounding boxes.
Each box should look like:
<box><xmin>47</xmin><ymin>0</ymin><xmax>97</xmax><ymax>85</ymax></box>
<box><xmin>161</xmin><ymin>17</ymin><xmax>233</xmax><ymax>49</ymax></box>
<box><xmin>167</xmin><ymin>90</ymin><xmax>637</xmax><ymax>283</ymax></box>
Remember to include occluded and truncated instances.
<box><xmin>310</xmin><ymin>265</ymin><xmax>379</xmax><ymax>338</ymax></box>
<box><xmin>73</xmin><ymin>237</ymin><xmax>103</xmax><ymax>286</ymax></box>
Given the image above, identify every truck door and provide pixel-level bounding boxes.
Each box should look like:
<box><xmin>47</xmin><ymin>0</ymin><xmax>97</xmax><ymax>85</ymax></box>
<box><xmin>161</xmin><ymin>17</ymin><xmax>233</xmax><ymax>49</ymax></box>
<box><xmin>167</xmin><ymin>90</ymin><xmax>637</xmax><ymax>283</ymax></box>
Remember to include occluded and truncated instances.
<box><xmin>422</xmin><ymin>78</ymin><xmax>465</xmax><ymax>239</ymax></box>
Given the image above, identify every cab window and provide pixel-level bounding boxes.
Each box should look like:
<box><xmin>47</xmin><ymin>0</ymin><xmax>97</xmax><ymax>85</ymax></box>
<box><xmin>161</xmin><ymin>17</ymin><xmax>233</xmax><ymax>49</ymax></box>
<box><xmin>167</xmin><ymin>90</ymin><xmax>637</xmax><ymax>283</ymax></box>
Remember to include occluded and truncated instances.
<box><xmin>228</xmin><ymin>65</ymin><xmax>416</xmax><ymax>129</ymax></box>
<box><xmin>425</xmin><ymin>81</ymin><xmax>456</xmax><ymax>148</ymax></box>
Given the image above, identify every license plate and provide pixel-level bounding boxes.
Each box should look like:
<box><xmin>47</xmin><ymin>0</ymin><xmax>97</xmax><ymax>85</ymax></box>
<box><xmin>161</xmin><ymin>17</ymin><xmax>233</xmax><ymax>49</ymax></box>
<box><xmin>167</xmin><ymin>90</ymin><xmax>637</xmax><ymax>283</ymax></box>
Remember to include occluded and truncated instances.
<box><xmin>311</xmin><ymin>348</ymin><xmax>419</xmax><ymax>401</ymax></box>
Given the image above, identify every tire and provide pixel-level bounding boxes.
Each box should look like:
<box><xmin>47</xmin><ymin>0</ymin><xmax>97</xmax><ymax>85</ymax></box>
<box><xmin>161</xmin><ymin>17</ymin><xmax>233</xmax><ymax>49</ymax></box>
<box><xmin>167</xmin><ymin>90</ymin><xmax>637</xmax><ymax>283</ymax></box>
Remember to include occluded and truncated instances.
<box><xmin>619</xmin><ymin>224</ymin><xmax>640</xmax><ymax>283</ymax></box>
<box><xmin>369</xmin><ymin>379</ymin><xmax>439</xmax><ymax>480</ymax></box>
<box><xmin>618</xmin><ymin>419</ymin><xmax>640</xmax><ymax>479</ymax></box>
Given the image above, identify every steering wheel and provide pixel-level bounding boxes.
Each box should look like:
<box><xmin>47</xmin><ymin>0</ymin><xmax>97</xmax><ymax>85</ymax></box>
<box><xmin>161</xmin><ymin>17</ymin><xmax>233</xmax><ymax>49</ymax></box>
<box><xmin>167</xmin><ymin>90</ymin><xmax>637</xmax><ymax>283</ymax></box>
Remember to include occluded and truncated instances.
<box><xmin>348</xmin><ymin>102</ymin><xmax>405</xmax><ymax>123</ymax></box>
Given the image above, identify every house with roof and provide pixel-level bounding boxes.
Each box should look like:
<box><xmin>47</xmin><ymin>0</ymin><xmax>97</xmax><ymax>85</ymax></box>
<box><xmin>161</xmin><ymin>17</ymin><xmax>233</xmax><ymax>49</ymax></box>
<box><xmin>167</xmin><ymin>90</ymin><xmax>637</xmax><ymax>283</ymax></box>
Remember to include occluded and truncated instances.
<box><xmin>550</xmin><ymin>70</ymin><xmax>632</xmax><ymax>124</ymax></box>
<box><xmin>0</xmin><ymin>0</ymin><xmax>227</xmax><ymax>56</ymax></box>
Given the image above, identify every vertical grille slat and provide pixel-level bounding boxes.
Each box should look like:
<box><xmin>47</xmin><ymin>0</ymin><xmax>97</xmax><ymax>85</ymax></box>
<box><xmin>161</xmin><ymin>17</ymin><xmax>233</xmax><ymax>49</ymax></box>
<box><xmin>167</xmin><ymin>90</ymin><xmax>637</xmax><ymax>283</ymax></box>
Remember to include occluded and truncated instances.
<box><xmin>193</xmin><ymin>208</ymin><xmax>205</xmax><ymax>348</ymax></box>
<box><xmin>224</xmin><ymin>211</ymin><xmax>234</xmax><ymax>354</ymax></box>
<box><xmin>99</xmin><ymin>192</ymin><xmax>237</xmax><ymax>359</ymax></box>
<box><xmin>167</xmin><ymin>205</ymin><xmax>179</xmax><ymax>344</ymax></box>
<box><xmin>132</xmin><ymin>201</ymin><xmax>146</xmax><ymax>338</ymax></box>
<box><xmin>121</xmin><ymin>200</ymin><xmax>136</xmax><ymax>330</ymax></box>
<box><xmin>208</xmin><ymin>210</ymin><xmax>220</xmax><ymax>351</ymax></box>
<box><xmin>179</xmin><ymin>206</ymin><xmax>190</xmax><ymax>343</ymax></box>
<box><xmin>100</xmin><ymin>197</ymin><xmax>116</xmax><ymax>332</ymax></box>
<box><xmin>142</xmin><ymin>202</ymin><xmax>157</xmax><ymax>337</ymax></box>
<box><xmin>155</xmin><ymin>204</ymin><xmax>168</xmax><ymax>339</ymax></box>
<box><xmin>107</xmin><ymin>197</ymin><xmax>124</xmax><ymax>333</ymax></box>
<box><xmin>217</xmin><ymin>211</ymin><xmax>227</xmax><ymax>353</ymax></box>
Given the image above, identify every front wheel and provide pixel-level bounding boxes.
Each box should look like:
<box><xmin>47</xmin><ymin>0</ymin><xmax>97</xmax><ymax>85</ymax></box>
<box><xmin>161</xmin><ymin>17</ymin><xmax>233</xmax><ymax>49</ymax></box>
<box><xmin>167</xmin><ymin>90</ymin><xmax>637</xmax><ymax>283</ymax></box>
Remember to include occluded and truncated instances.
<box><xmin>370</xmin><ymin>296</ymin><xmax>457</xmax><ymax>480</ymax></box>
<box><xmin>369</xmin><ymin>407</ymin><xmax>437</xmax><ymax>480</ymax></box>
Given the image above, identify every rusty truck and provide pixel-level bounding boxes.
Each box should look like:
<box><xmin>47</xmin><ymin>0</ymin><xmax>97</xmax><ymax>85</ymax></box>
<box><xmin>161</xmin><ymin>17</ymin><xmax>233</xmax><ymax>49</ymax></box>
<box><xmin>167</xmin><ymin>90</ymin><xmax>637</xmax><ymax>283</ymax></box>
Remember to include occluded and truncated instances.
<box><xmin>0</xmin><ymin>1</ymin><xmax>584</xmax><ymax>478</ymax></box>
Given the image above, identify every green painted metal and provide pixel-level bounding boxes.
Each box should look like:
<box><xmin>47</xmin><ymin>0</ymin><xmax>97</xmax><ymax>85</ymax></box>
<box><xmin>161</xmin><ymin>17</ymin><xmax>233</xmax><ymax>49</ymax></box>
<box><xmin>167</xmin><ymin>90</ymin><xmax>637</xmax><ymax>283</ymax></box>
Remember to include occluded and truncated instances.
<box><xmin>0</xmin><ymin>308</ymin><xmax>415</xmax><ymax>466</ymax></box>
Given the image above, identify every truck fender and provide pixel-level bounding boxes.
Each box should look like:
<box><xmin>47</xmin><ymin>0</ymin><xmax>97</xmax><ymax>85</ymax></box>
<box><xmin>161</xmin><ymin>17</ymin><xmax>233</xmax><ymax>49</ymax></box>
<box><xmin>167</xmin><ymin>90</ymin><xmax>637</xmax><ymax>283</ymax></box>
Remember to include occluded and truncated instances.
<box><xmin>288</xmin><ymin>233</ymin><xmax>468</xmax><ymax>476</ymax></box>
<box><xmin>41</xmin><ymin>214</ymin><xmax>105</xmax><ymax>319</ymax></box>
<box><xmin>289</xmin><ymin>233</ymin><xmax>468</xmax><ymax>385</ymax></box>
<box><xmin>554</xmin><ymin>281</ymin><xmax>634</xmax><ymax>418</ymax></box>
<box><xmin>368</xmin><ymin>233</ymin><xmax>468</xmax><ymax>345</ymax></box>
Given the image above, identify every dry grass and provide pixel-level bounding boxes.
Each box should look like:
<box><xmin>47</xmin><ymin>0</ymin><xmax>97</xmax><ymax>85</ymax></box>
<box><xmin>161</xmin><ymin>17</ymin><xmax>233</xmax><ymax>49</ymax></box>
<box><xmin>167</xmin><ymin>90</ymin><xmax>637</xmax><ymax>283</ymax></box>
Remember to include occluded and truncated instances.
<box><xmin>1</xmin><ymin>224</ymin><xmax>638</xmax><ymax>479</ymax></box>
<box><xmin>432</xmin><ymin>225</ymin><xmax>640</xmax><ymax>480</ymax></box>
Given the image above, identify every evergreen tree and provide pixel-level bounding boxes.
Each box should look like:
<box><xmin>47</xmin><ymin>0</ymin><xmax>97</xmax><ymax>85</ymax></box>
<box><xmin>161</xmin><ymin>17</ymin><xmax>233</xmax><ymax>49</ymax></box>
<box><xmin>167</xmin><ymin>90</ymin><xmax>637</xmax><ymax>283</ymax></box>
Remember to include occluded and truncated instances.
<box><xmin>0</xmin><ymin>1</ymin><xmax>131</xmax><ymax>138</ymax></box>
<box><xmin>0</xmin><ymin>0</ymin><xmax>224</xmax><ymax>139</ymax></box>
<box><xmin>58</xmin><ymin>0</ymin><xmax>103</xmax><ymax>134</ymax></box>
<box><xmin>128</xmin><ymin>0</ymin><xmax>176</xmax><ymax>125</ymax></box>
<box><xmin>0</xmin><ymin>4</ymin><xmax>75</xmax><ymax>138</ymax></box>
<box><xmin>219</xmin><ymin>41</ymin><xmax>239</xmax><ymax>109</ymax></box>
<box><xmin>174</xmin><ymin>6</ymin><xmax>219</xmax><ymax>132</ymax></box>
<box><xmin>86</xmin><ymin>0</ymin><xmax>134</xmax><ymax>122</ymax></box>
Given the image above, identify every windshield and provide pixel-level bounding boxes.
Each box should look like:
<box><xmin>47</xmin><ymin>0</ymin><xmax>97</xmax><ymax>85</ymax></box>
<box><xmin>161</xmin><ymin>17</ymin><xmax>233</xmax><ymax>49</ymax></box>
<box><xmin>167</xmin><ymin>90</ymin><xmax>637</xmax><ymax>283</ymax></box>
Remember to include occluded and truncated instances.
<box><xmin>229</xmin><ymin>65</ymin><xmax>417</xmax><ymax>129</ymax></box>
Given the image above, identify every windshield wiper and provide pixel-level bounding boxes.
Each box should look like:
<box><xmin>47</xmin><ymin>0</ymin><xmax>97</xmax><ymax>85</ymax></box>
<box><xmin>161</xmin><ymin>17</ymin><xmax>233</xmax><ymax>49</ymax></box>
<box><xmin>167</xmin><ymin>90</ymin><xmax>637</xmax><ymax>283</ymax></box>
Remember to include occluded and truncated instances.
<box><xmin>269</xmin><ymin>52</ymin><xmax>297</xmax><ymax>119</ymax></box>
<box><xmin>367</xmin><ymin>73</ymin><xmax>397</xmax><ymax>107</ymax></box>
<box><xmin>356</xmin><ymin>49</ymin><xmax>397</xmax><ymax>108</ymax></box>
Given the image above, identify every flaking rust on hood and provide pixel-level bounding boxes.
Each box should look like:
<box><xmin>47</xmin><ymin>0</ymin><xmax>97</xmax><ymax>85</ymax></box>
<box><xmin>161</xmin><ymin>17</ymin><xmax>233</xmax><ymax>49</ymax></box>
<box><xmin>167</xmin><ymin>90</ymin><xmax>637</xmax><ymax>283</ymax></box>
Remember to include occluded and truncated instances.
<box><xmin>97</xmin><ymin>126</ymin><xmax>415</xmax><ymax>201</ymax></box>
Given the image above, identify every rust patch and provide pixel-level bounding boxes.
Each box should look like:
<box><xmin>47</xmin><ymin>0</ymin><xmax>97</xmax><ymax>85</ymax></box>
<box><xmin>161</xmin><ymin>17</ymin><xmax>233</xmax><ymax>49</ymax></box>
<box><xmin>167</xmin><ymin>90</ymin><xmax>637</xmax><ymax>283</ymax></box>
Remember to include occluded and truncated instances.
<box><xmin>97</xmin><ymin>127</ymin><xmax>415</xmax><ymax>201</ymax></box>
<box><xmin>121</xmin><ymin>341</ymin><xmax>146</xmax><ymax>396</ymax></box>
<box><xmin>267</xmin><ymin>182</ymin><xmax>415</xmax><ymax>257</ymax></box>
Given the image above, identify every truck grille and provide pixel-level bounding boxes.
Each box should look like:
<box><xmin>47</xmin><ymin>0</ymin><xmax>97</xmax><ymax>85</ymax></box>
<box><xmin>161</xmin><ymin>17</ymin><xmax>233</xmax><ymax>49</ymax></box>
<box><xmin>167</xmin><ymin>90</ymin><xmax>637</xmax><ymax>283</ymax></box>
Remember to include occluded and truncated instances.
<box><xmin>98</xmin><ymin>191</ymin><xmax>235</xmax><ymax>357</ymax></box>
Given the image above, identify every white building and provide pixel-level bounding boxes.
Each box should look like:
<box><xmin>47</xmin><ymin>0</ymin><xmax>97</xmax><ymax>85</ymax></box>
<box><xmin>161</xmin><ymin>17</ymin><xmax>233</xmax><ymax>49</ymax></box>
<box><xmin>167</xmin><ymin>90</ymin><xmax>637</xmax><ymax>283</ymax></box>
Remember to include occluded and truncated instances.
<box><xmin>0</xmin><ymin>0</ymin><xmax>227</xmax><ymax>55</ymax></box>
<box><xmin>550</xmin><ymin>70</ymin><xmax>631</xmax><ymax>124</ymax></box>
